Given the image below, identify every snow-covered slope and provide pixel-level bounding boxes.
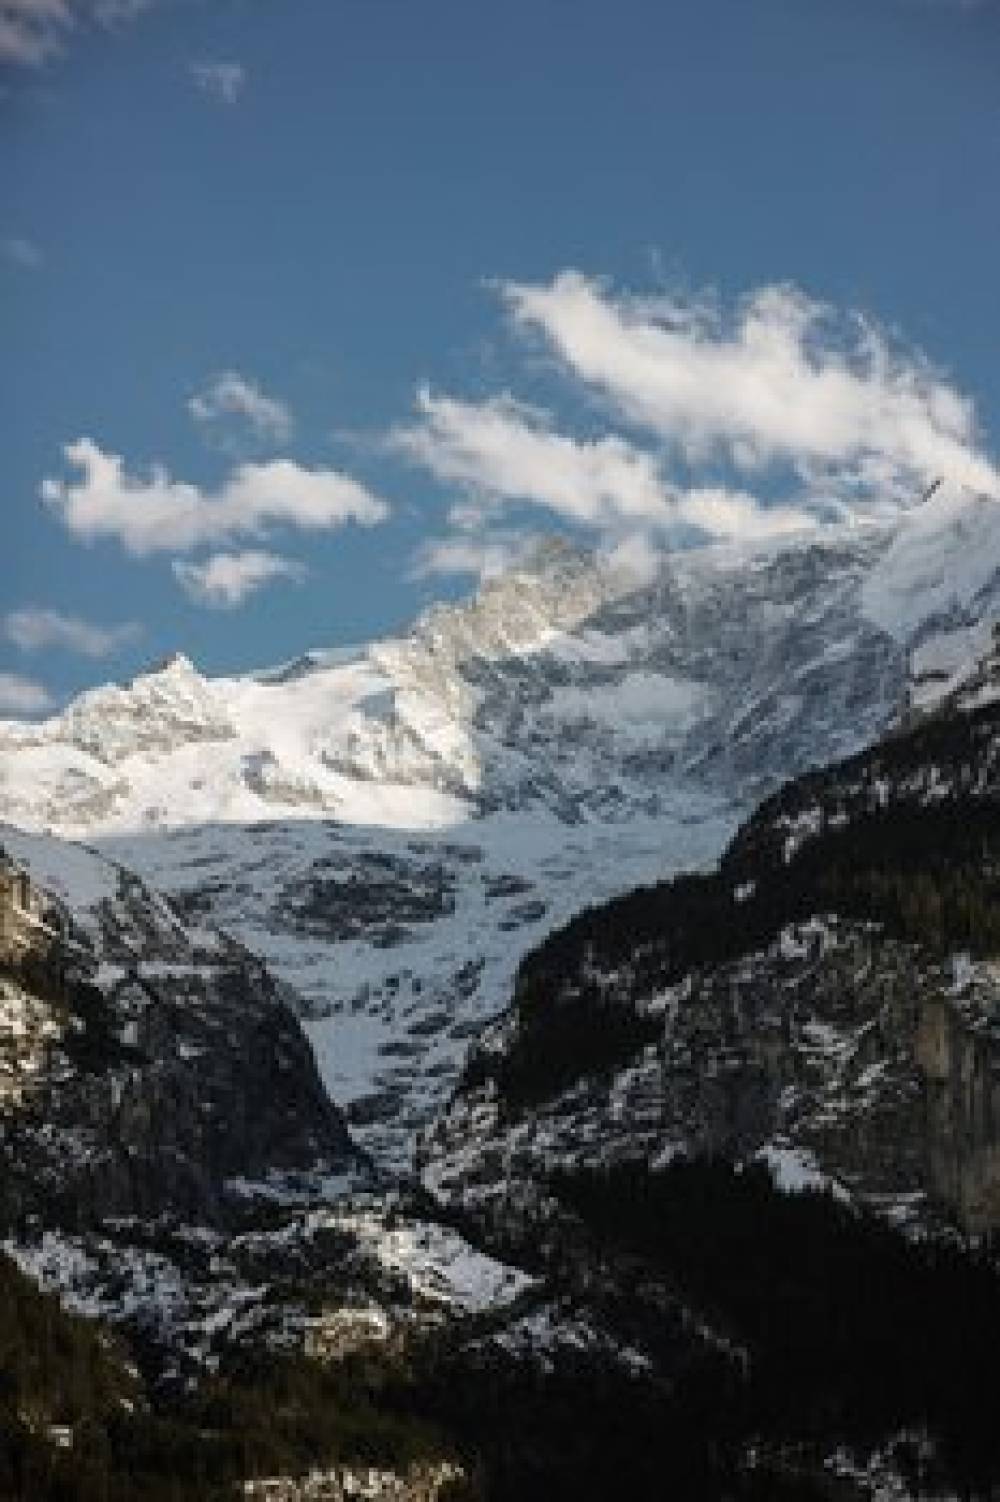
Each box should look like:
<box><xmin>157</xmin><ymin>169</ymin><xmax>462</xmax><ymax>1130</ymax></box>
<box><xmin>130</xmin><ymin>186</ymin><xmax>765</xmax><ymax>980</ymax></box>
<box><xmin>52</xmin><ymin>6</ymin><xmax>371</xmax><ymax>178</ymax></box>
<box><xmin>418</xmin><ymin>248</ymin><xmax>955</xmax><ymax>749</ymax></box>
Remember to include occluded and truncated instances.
<box><xmin>0</xmin><ymin>530</ymin><xmax>905</xmax><ymax>833</ymax></box>
<box><xmin>2</xmin><ymin>498</ymin><xmax>999</xmax><ymax>1170</ymax></box>
<box><xmin>861</xmin><ymin>485</ymin><xmax>1000</xmax><ymax>644</ymax></box>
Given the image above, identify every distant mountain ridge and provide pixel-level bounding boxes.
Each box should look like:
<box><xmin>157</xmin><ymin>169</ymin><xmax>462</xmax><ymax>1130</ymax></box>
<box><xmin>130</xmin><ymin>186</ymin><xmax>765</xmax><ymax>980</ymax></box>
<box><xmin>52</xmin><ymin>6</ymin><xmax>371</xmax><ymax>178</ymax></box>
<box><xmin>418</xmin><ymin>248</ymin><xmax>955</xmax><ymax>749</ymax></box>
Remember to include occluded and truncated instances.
<box><xmin>2</xmin><ymin>489</ymin><xmax>998</xmax><ymax>837</ymax></box>
<box><xmin>0</xmin><ymin>530</ymin><xmax>903</xmax><ymax>832</ymax></box>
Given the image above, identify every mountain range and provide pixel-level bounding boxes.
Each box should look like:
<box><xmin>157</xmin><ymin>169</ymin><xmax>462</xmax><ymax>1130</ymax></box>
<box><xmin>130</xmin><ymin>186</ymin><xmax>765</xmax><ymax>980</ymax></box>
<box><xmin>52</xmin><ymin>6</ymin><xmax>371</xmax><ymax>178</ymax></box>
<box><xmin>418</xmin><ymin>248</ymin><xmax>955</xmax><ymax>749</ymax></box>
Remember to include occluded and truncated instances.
<box><xmin>3</xmin><ymin>484</ymin><xmax>1000</xmax><ymax>1498</ymax></box>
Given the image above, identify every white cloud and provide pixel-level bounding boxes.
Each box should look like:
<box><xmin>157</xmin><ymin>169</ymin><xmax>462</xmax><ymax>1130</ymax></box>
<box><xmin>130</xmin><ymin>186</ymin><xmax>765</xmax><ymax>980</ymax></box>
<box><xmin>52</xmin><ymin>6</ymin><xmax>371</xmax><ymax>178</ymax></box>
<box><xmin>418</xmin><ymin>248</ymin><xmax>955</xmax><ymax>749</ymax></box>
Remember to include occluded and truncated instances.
<box><xmin>0</xmin><ymin>0</ymin><xmax>150</xmax><ymax>66</ymax></box>
<box><xmin>411</xmin><ymin>531</ymin><xmax>530</xmax><ymax>582</ymax></box>
<box><xmin>173</xmin><ymin>550</ymin><xmax>306</xmax><ymax>608</ymax></box>
<box><xmin>190</xmin><ymin>59</ymin><xmax>246</xmax><ymax>104</ymax></box>
<box><xmin>397</xmin><ymin>274</ymin><xmax>1000</xmax><ymax>585</ymax></box>
<box><xmin>2</xmin><ymin>235</ymin><xmax>42</xmax><ymax>268</ymax></box>
<box><xmin>41</xmin><ymin>438</ymin><xmax>389</xmax><ymax>556</ymax></box>
<box><xmin>0</xmin><ymin>671</ymin><xmax>53</xmax><ymax>715</ymax></box>
<box><xmin>4</xmin><ymin>607</ymin><xmax>140</xmax><ymax>657</ymax></box>
<box><xmin>599</xmin><ymin>530</ymin><xmax>664</xmax><ymax>587</ymax></box>
<box><xmin>189</xmin><ymin>371</ymin><xmax>293</xmax><ymax>447</ymax></box>
<box><xmin>502</xmin><ymin>271</ymin><xmax>1000</xmax><ymax>504</ymax></box>
<box><xmin>395</xmin><ymin>386</ymin><xmax>819</xmax><ymax>553</ymax></box>
<box><xmin>672</xmin><ymin>487</ymin><xmax>818</xmax><ymax>543</ymax></box>
<box><xmin>394</xmin><ymin>388</ymin><xmax>673</xmax><ymax>529</ymax></box>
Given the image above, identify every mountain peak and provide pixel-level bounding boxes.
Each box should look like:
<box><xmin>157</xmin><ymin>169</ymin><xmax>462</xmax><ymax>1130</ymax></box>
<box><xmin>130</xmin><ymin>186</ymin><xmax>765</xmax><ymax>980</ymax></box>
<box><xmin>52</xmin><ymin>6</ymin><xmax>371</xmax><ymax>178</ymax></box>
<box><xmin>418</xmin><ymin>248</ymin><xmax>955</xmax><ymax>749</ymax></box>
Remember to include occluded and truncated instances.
<box><xmin>6</xmin><ymin>504</ymin><xmax>1000</xmax><ymax>835</ymax></box>
<box><xmin>513</xmin><ymin>533</ymin><xmax>597</xmax><ymax>579</ymax></box>
<box><xmin>130</xmin><ymin>650</ymin><xmax>198</xmax><ymax>685</ymax></box>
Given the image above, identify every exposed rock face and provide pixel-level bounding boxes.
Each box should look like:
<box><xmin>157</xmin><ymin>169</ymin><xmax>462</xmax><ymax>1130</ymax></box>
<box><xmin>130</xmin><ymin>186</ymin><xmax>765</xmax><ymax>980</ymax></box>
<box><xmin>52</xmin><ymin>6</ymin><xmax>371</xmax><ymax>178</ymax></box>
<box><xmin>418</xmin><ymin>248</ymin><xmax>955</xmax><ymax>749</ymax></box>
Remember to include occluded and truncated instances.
<box><xmin>48</xmin><ymin>651</ymin><xmax>235</xmax><ymax>766</ymax></box>
<box><xmin>915</xmin><ymin>985</ymin><xmax>1000</xmax><ymax>1236</ymax></box>
<box><xmin>0</xmin><ymin>525</ymin><xmax>924</xmax><ymax>1172</ymax></box>
<box><xmin>422</xmin><ymin>635</ymin><xmax>1000</xmax><ymax>1236</ymax></box>
<box><xmin>0</xmin><ymin>856</ymin><xmax>69</xmax><ymax>968</ymax></box>
<box><xmin>0</xmin><ymin>827</ymin><xmax>359</xmax><ymax>1231</ymax></box>
<box><xmin>0</xmin><ymin>961</ymin><xmax>353</xmax><ymax>1230</ymax></box>
<box><xmin>421</xmin><ymin>918</ymin><xmax>939</xmax><ymax>1226</ymax></box>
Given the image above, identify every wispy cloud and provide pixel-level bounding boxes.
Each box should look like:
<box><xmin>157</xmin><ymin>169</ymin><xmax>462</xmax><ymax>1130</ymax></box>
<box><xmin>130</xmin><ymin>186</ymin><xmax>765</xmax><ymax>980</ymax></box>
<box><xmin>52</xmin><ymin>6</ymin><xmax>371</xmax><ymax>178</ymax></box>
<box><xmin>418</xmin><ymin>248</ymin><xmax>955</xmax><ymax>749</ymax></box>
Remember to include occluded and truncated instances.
<box><xmin>410</xmin><ymin>531</ymin><xmax>532</xmax><ymax>583</ymax></box>
<box><xmin>189</xmin><ymin>371</ymin><xmax>293</xmax><ymax>448</ymax></box>
<box><xmin>669</xmin><ymin>487</ymin><xmax>819</xmax><ymax>542</ymax></box>
<box><xmin>395</xmin><ymin>386</ymin><xmax>819</xmax><ymax>559</ymax></box>
<box><xmin>502</xmin><ymin>272</ymin><xmax>1000</xmax><ymax>505</ymax></box>
<box><xmin>1</xmin><ymin>235</ymin><xmax>42</xmax><ymax>268</ymax></box>
<box><xmin>0</xmin><ymin>0</ymin><xmax>151</xmax><ymax>68</ymax></box>
<box><xmin>397</xmin><ymin>270</ymin><xmax>1000</xmax><ymax>576</ymax></box>
<box><xmin>190</xmin><ymin>59</ymin><xmax>246</xmax><ymax>105</ymax></box>
<box><xmin>4</xmin><ymin>606</ymin><xmax>140</xmax><ymax>657</ymax></box>
<box><xmin>394</xmin><ymin>388</ymin><xmax>672</xmax><ymax>530</ymax></box>
<box><xmin>173</xmin><ymin>550</ymin><xmax>306</xmax><ymax>608</ymax></box>
<box><xmin>0</xmin><ymin>671</ymin><xmax>53</xmax><ymax>716</ymax></box>
<box><xmin>41</xmin><ymin>438</ymin><xmax>389</xmax><ymax>556</ymax></box>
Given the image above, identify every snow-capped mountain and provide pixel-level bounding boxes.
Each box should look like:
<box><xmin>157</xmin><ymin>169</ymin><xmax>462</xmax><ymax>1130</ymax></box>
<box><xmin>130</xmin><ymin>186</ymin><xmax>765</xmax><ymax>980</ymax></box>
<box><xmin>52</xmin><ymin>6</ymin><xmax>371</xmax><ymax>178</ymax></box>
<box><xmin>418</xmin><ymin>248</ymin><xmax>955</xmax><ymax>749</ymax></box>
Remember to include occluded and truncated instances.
<box><xmin>4</xmin><ymin>491</ymin><xmax>1000</xmax><ymax>1502</ymax></box>
<box><xmin>2</xmin><ymin>489</ymin><xmax>1000</xmax><ymax>1170</ymax></box>
<box><xmin>0</xmin><ymin>530</ymin><xmax>902</xmax><ymax>832</ymax></box>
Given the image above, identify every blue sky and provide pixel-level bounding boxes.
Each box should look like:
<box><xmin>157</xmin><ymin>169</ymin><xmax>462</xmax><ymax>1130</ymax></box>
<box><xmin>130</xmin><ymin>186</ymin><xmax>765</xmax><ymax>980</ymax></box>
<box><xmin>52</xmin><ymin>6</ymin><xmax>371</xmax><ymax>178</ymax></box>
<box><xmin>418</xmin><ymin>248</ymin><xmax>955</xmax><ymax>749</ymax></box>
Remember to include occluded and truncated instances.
<box><xmin>3</xmin><ymin>0</ymin><xmax>1000</xmax><ymax>709</ymax></box>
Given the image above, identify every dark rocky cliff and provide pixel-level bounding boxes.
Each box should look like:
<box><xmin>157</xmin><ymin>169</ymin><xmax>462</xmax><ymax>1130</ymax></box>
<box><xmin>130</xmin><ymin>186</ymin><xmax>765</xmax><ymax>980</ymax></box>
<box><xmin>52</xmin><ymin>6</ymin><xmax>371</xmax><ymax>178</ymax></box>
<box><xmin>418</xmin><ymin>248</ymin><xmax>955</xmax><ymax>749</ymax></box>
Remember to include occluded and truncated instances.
<box><xmin>0</xmin><ymin>838</ymin><xmax>360</xmax><ymax>1231</ymax></box>
<box><xmin>422</xmin><ymin>657</ymin><xmax>1000</xmax><ymax>1237</ymax></box>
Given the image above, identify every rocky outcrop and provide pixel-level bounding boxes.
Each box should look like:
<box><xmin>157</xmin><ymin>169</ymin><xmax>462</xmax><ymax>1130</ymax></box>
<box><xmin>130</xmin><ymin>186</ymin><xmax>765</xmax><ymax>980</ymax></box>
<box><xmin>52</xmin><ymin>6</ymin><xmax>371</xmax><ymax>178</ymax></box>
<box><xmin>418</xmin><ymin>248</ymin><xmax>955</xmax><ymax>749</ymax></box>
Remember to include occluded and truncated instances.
<box><xmin>915</xmin><ymin>985</ymin><xmax>1000</xmax><ymax>1235</ymax></box>
<box><xmin>421</xmin><ymin>918</ymin><xmax>937</xmax><ymax>1224</ymax></box>
<box><xmin>0</xmin><ymin>830</ymin><xmax>361</xmax><ymax>1231</ymax></box>
<box><xmin>0</xmin><ymin>964</ymin><xmax>353</xmax><ymax>1230</ymax></box>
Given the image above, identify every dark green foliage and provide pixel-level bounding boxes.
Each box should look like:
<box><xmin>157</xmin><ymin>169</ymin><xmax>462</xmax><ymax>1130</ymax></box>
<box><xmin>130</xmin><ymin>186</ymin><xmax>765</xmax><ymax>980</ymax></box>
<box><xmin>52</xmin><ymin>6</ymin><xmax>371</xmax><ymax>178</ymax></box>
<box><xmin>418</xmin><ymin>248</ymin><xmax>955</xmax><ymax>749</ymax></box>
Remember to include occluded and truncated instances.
<box><xmin>0</xmin><ymin>1239</ymin><xmax>856</xmax><ymax>1502</ymax></box>
<box><xmin>552</xmin><ymin>1157</ymin><xmax>1000</xmax><ymax>1495</ymax></box>
<box><xmin>729</xmin><ymin>695</ymin><xmax>1000</xmax><ymax>877</ymax></box>
<box><xmin>481</xmin><ymin>869</ymin><xmax>784</xmax><ymax>1110</ymax></box>
<box><xmin>6</xmin><ymin>690</ymin><xmax>1000</xmax><ymax>1497</ymax></box>
<box><xmin>0</xmin><ymin>1253</ymin><xmax>139</xmax><ymax>1501</ymax></box>
<box><xmin>490</xmin><ymin>775</ymin><xmax>1000</xmax><ymax>1110</ymax></box>
<box><xmin>0</xmin><ymin>1251</ymin><xmax>459</xmax><ymax>1502</ymax></box>
<box><xmin>774</xmin><ymin>798</ymin><xmax>1000</xmax><ymax>956</ymax></box>
<box><xmin>392</xmin><ymin>1305</ymin><xmax>826</xmax><ymax>1502</ymax></box>
<box><xmin>100</xmin><ymin>1348</ymin><xmax>455</xmax><ymax>1501</ymax></box>
<box><xmin>464</xmin><ymin>973</ymin><xmax>664</xmax><ymax>1111</ymax></box>
<box><xmin>520</xmin><ymin>798</ymin><xmax>1000</xmax><ymax>996</ymax></box>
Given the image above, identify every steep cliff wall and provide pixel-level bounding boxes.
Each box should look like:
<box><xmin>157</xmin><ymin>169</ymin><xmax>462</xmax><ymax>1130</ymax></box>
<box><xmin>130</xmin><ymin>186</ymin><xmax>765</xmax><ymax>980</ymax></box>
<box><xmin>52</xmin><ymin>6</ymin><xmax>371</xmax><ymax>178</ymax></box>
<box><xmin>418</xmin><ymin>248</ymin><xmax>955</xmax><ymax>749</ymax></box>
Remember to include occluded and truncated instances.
<box><xmin>916</xmin><ymin>989</ymin><xmax>1000</xmax><ymax>1235</ymax></box>
<box><xmin>0</xmin><ymin>829</ymin><xmax>361</xmax><ymax>1231</ymax></box>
